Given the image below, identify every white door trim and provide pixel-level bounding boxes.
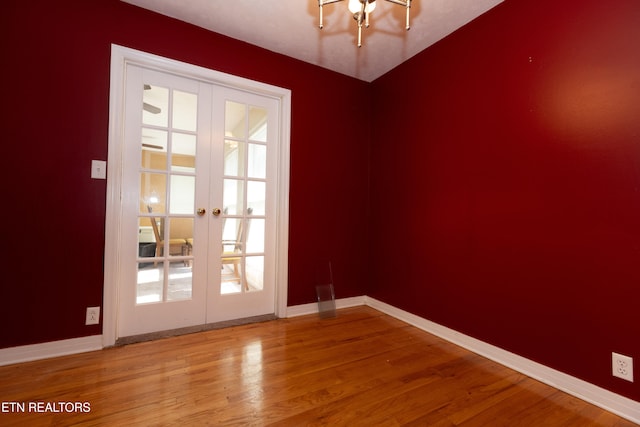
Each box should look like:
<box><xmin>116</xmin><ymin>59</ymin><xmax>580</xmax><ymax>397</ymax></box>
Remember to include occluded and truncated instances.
<box><xmin>104</xmin><ymin>44</ymin><xmax>291</xmax><ymax>347</ymax></box>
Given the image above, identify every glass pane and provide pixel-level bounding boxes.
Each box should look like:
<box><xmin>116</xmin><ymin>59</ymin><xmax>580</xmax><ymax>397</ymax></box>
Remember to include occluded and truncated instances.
<box><xmin>225</xmin><ymin>101</ymin><xmax>246</xmax><ymax>138</ymax></box>
<box><xmin>141</xmin><ymin>128</ymin><xmax>168</xmax><ymax>170</ymax></box>
<box><xmin>138</xmin><ymin>217</ymin><xmax>156</xmax><ymax>248</ymax></box>
<box><xmin>168</xmin><ymin>218</ymin><xmax>193</xmax><ymax>254</ymax></box>
<box><xmin>221</xmin><ymin>256</ymin><xmax>243</xmax><ymax>294</ymax></box>
<box><xmin>142</xmin><ymin>85</ymin><xmax>168</xmax><ymax>127</ymax></box>
<box><xmin>224</xmin><ymin>140</ymin><xmax>245</xmax><ymax>177</ymax></box>
<box><xmin>169</xmin><ymin>175</ymin><xmax>195</xmax><ymax>214</ymax></box>
<box><xmin>139</xmin><ymin>216</ymin><xmax>161</xmax><ymax>255</ymax></box>
<box><xmin>159</xmin><ymin>236</ymin><xmax>183</xmax><ymax>257</ymax></box>
<box><xmin>222</xmin><ymin>218</ymin><xmax>242</xmax><ymax>255</ymax></box>
<box><xmin>247</xmin><ymin>181</ymin><xmax>265</xmax><ymax>216</ymax></box>
<box><xmin>223</xmin><ymin>179</ymin><xmax>244</xmax><ymax>215</ymax></box>
<box><xmin>248</xmin><ymin>143</ymin><xmax>266</xmax><ymax>179</ymax></box>
<box><xmin>246</xmin><ymin>256</ymin><xmax>264</xmax><ymax>292</ymax></box>
<box><xmin>137</xmin><ymin>262</ymin><xmax>163</xmax><ymax>304</ymax></box>
<box><xmin>171</xmin><ymin>133</ymin><xmax>196</xmax><ymax>172</ymax></box>
<box><xmin>249</xmin><ymin>106</ymin><xmax>267</xmax><ymax>142</ymax></box>
<box><xmin>246</xmin><ymin>218</ymin><xmax>264</xmax><ymax>253</ymax></box>
<box><xmin>185</xmin><ymin>236</ymin><xmax>193</xmax><ymax>262</ymax></box>
<box><xmin>140</xmin><ymin>172</ymin><xmax>166</xmax><ymax>214</ymax></box>
<box><xmin>172</xmin><ymin>90</ymin><xmax>197</xmax><ymax>131</ymax></box>
<box><xmin>167</xmin><ymin>263</ymin><xmax>192</xmax><ymax>301</ymax></box>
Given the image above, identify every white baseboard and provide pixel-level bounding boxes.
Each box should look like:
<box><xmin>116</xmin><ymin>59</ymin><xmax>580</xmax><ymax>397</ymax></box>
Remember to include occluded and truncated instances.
<box><xmin>364</xmin><ymin>296</ymin><xmax>640</xmax><ymax>425</ymax></box>
<box><xmin>0</xmin><ymin>335</ymin><xmax>102</xmax><ymax>367</ymax></box>
<box><xmin>285</xmin><ymin>295</ymin><xmax>366</xmax><ymax>317</ymax></box>
<box><xmin>2</xmin><ymin>298</ymin><xmax>638</xmax><ymax>424</ymax></box>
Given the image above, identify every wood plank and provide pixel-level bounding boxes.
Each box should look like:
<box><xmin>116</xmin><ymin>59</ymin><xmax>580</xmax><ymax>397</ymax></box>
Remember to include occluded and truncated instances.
<box><xmin>0</xmin><ymin>307</ymin><xmax>636</xmax><ymax>426</ymax></box>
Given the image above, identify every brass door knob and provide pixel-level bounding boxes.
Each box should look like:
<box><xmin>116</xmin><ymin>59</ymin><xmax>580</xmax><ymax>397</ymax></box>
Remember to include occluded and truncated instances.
<box><xmin>212</xmin><ymin>208</ymin><xmax>222</xmax><ymax>216</ymax></box>
<box><xmin>197</xmin><ymin>208</ymin><xmax>206</xmax><ymax>216</ymax></box>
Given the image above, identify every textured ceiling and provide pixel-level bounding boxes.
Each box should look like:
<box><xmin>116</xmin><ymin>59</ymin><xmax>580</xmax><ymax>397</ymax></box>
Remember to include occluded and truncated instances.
<box><xmin>122</xmin><ymin>0</ymin><xmax>504</xmax><ymax>82</ymax></box>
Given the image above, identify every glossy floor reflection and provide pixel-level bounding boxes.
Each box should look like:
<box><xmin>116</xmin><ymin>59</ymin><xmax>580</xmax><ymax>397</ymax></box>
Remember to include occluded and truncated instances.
<box><xmin>0</xmin><ymin>307</ymin><xmax>637</xmax><ymax>426</ymax></box>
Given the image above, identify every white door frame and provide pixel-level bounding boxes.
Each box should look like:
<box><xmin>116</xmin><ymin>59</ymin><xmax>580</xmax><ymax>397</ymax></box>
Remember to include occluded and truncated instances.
<box><xmin>103</xmin><ymin>44</ymin><xmax>291</xmax><ymax>347</ymax></box>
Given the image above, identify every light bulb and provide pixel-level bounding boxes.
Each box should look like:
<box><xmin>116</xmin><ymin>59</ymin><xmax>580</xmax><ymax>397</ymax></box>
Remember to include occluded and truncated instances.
<box><xmin>348</xmin><ymin>0</ymin><xmax>362</xmax><ymax>14</ymax></box>
<box><xmin>365</xmin><ymin>0</ymin><xmax>376</xmax><ymax>13</ymax></box>
<box><xmin>348</xmin><ymin>0</ymin><xmax>376</xmax><ymax>14</ymax></box>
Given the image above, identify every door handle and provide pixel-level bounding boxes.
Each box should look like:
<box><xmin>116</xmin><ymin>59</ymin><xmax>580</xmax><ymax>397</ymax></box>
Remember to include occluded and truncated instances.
<box><xmin>212</xmin><ymin>208</ymin><xmax>222</xmax><ymax>216</ymax></box>
<box><xmin>197</xmin><ymin>208</ymin><xmax>206</xmax><ymax>216</ymax></box>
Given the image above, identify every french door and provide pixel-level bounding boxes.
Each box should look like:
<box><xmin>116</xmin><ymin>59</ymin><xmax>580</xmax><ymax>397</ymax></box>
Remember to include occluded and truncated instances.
<box><xmin>116</xmin><ymin>64</ymin><xmax>280</xmax><ymax>338</ymax></box>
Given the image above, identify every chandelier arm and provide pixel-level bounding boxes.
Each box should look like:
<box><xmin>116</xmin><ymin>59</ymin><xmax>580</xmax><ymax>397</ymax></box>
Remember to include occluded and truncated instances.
<box><xmin>316</xmin><ymin>0</ymin><xmax>412</xmax><ymax>46</ymax></box>
<box><xmin>384</xmin><ymin>0</ymin><xmax>411</xmax><ymax>30</ymax></box>
<box><xmin>406</xmin><ymin>0</ymin><xmax>411</xmax><ymax>30</ymax></box>
<box><xmin>365</xmin><ymin>1</ymin><xmax>371</xmax><ymax>28</ymax></box>
<box><xmin>356</xmin><ymin>1</ymin><xmax>365</xmax><ymax>47</ymax></box>
<box><xmin>362</xmin><ymin>0</ymin><xmax>369</xmax><ymax>28</ymax></box>
<box><xmin>318</xmin><ymin>0</ymin><xmax>346</xmax><ymax>29</ymax></box>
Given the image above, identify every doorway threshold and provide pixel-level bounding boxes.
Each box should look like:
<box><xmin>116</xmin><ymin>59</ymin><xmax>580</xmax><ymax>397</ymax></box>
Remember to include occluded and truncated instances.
<box><xmin>115</xmin><ymin>313</ymin><xmax>277</xmax><ymax>346</ymax></box>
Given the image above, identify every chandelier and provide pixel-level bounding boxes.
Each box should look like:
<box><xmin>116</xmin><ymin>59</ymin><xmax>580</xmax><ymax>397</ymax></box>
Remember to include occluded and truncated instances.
<box><xmin>318</xmin><ymin>0</ymin><xmax>412</xmax><ymax>47</ymax></box>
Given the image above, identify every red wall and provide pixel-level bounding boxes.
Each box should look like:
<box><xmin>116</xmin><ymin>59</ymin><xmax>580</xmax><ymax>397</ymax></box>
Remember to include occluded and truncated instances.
<box><xmin>0</xmin><ymin>0</ymin><xmax>370</xmax><ymax>348</ymax></box>
<box><xmin>369</xmin><ymin>0</ymin><xmax>640</xmax><ymax>401</ymax></box>
<box><xmin>3</xmin><ymin>0</ymin><xmax>639</xmax><ymax>405</ymax></box>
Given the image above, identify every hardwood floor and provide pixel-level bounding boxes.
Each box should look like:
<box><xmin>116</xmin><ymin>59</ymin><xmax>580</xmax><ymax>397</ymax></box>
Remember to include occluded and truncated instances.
<box><xmin>0</xmin><ymin>307</ymin><xmax>636</xmax><ymax>426</ymax></box>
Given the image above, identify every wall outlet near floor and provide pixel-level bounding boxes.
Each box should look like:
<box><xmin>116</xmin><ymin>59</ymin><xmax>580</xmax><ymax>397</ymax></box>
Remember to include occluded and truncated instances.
<box><xmin>85</xmin><ymin>307</ymin><xmax>100</xmax><ymax>325</ymax></box>
<box><xmin>612</xmin><ymin>352</ymin><xmax>634</xmax><ymax>382</ymax></box>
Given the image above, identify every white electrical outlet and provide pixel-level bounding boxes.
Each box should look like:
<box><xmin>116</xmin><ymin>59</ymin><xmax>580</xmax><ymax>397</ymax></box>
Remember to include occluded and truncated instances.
<box><xmin>612</xmin><ymin>352</ymin><xmax>634</xmax><ymax>382</ymax></box>
<box><xmin>85</xmin><ymin>307</ymin><xmax>100</xmax><ymax>325</ymax></box>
